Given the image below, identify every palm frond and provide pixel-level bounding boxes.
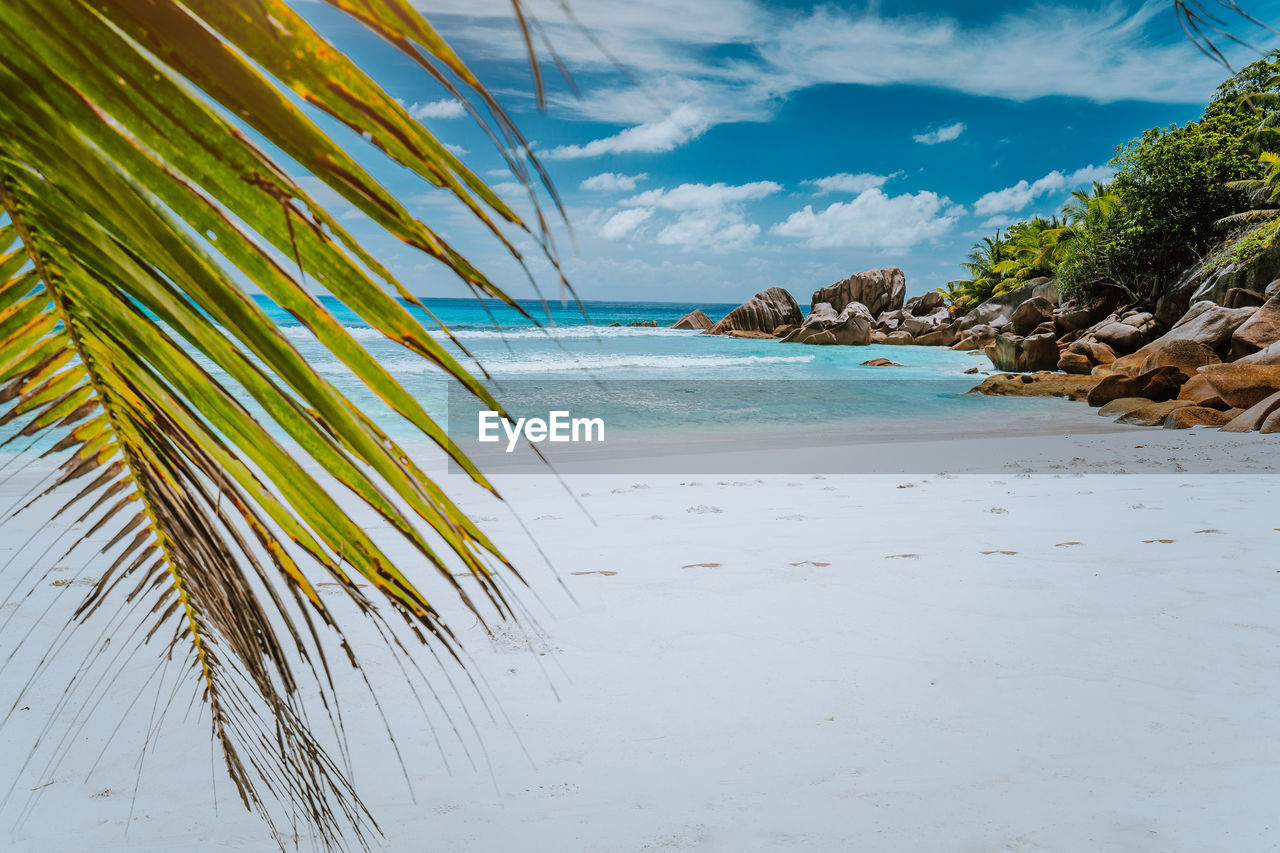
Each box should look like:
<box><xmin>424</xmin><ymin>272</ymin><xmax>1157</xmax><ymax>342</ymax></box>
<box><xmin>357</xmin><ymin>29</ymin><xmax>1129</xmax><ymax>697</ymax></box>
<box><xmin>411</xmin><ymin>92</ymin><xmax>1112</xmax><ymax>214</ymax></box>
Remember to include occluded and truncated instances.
<box><xmin>0</xmin><ymin>0</ymin><xmax>559</xmax><ymax>848</ymax></box>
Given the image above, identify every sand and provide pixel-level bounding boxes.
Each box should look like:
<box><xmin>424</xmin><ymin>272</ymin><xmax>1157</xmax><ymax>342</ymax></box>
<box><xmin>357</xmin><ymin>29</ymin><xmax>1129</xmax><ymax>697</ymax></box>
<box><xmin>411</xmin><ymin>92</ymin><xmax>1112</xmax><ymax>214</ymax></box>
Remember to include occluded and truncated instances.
<box><xmin>3</xmin><ymin>428</ymin><xmax>1280</xmax><ymax>851</ymax></box>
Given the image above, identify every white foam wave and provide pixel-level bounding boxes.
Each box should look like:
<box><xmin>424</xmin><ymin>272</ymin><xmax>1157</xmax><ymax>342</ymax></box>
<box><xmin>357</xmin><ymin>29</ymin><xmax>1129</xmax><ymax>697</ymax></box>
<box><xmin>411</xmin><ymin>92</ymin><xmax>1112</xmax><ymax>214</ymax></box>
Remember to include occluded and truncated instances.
<box><xmin>484</xmin><ymin>353</ymin><xmax>816</xmax><ymax>375</ymax></box>
<box><xmin>279</xmin><ymin>323</ymin><xmax>697</xmax><ymax>344</ymax></box>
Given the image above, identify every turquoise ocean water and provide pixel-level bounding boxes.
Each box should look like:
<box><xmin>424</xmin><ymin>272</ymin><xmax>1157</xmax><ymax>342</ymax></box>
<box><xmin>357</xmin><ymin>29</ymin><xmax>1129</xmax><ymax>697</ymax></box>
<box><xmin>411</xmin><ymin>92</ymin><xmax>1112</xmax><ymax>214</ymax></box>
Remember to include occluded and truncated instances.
<box><xmin>259</xmin><ymin>296</ymin><xmax>1089</xmax><ymax>444</ymax></box>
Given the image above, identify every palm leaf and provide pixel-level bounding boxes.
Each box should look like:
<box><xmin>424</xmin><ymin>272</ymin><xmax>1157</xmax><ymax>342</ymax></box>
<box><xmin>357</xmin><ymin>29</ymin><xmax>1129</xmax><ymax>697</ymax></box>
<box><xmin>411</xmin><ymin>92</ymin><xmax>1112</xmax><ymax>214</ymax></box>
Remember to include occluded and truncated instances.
<box><xmin>0</xmin><ymin>0</ymin><xmax>558</xmax><ymax>848</ymax></box>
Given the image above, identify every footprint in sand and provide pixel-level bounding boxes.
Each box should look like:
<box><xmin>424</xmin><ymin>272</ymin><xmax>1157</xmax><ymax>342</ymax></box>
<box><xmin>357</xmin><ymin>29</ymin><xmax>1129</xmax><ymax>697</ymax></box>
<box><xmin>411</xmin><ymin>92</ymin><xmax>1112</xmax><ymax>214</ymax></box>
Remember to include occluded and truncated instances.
<box><xmin>897</xmin><ymin>483</ymin><xmax>916</xmax><ymax>489</ymax></box>
<box><xmin>646</xmin><ymin>515</ymin><xmax>664</xmax><ymax>520</ymax></box>
<box><xmin>535</xmin><ymin>515</ymin><xmax>560</xmax><ymax>520</ymax></box>
<box><xmin>1195</xmin><ymin>529</ymin><xmax>1223</xmax><ymax>534</ymax></box>
<box><xmin>1142</xmin><ymin>539</ymin><xmax>1175</xmax><ymax>544</ymax></box>
<box><xmin>610</xmin><ymin>489</ymin><xmax>627</xmax><ymax>494</ymax></box>
<box><xmin>885</xmin><ymin>554</ymin><xmax>920</xmax><ymax>560</ymax></box>
<box><xmin>988</xmin><ymin>507</ymin><xmax>1009</xmax><ymax>515</ymax></box>
<box><xmin>1055</xmin><ymin>542</ymin><xmax>1082</xmax><ymax>547</ymax></box>
<box><xmin>686</xmin><ymin>505</ymin><xmax>723</xmax><ymax>514</ymax></box>
<box><xmin>981</xmin><ymin>550</ymin><xmax>1018</xmax><ymax>556</ymax></box>
<box><xmin>682</xmin><ymin>563</ymin><xmax>721</xmax><ymax>569</ymax></box>
<box><xmin>570</xmin><ymin>571</ymin><xmax>618</xmax><ymax>577</ymax></box>
<box><xmin>789</xmin><ymin>561</ymin><xmax>831</xmax><ymax>567</ymax></box>
<box><xmin>776</xmin><ymin>514</ymin><xmax>806</xmax><ymax>521</ymax></box>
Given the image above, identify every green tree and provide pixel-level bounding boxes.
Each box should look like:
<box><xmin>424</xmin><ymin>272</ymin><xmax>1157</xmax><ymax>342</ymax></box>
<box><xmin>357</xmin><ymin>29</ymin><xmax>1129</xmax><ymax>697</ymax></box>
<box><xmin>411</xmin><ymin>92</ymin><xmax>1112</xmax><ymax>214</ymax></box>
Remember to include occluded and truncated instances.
<box><xmin>0</xmin><ymin>1</ymin><xmax>560</xmax><ymax>848</ymax></box>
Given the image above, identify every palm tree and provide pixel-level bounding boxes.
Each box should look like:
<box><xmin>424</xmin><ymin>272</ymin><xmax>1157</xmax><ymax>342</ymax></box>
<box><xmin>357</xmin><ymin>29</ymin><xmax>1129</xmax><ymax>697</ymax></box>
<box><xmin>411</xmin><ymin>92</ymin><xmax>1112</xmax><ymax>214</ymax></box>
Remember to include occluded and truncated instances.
<box><xmin>0</xmin><ymin>1</ymin><xmax>561</xmax><ymax>848</ymax></box>
<box><xmin>953</xmin><ymin>232</ymin><xmax>1013</xmax><ymax>306</ymax></box>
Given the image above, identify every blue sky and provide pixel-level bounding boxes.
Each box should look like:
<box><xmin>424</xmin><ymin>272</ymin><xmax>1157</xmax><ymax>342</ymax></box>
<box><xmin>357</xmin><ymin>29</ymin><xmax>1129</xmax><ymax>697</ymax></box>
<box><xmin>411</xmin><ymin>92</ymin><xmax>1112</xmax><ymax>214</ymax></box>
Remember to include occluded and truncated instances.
<box><xmin>295</xmin><ymin>0</ymin><xmax>1280</xmax><ymax>303</ymax></box>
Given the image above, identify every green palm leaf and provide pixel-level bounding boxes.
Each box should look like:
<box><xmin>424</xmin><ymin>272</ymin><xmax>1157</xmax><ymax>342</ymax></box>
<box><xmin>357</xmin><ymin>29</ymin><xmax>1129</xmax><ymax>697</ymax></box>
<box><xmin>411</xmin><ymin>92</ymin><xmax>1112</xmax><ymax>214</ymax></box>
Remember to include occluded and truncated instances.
<box><xmin>0</xmin><ymin>0</ymin><xmax>557</xmax><ymax>847</ymax></box>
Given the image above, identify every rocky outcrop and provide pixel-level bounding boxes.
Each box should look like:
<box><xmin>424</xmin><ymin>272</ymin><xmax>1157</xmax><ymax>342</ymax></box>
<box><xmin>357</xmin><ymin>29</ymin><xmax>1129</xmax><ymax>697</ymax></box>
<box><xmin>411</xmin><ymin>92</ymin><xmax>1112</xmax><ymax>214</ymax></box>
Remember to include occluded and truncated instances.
<box><xmin>707</xmin><ymin>287</ymin><xmax>802</xmax><ymax>336</ymax></box>
<box><xmin>957</xmin><ymin>278</ymin><xmax>1056</xmax><ymax>332</ymax></box>
<box><xmin>811</xmin><ymin>268</ymin><xmax>905</xmax><ymax>317</ymax></box>
<box><xmin>883</xmin><ymin>331</ymin><xmax>914</xmax><ymax>345</ymax></box>
<box><xmin>780</xmin><ymin>301</ymin><xmax>873</xmax><ymax>346</ymax></box>
<box><xmin>1230</xmin><ymin>293</ymin><xmax>1280</xmax><ymax>358</ymax></box>
<box><xmin>1086</xmin><ymin>366</ymin><xmax>1188</xmax><ymax>407</ymax></box>
<box><xmin>1059</xmin><ymin>339</ymin><xmax>1117</xmax><ymax>374</ymax></box>
<box><xmin>1196</xmin><ymin>363</ymin><xmax>1280</xmax><ymax>409</ymax></box>
<box><xmin>862</xmin><ymin>358</ymin><xmax>902</xmax><ymax>367</ymax></box>
<box><xmin>672</xmin><ymin>309</ymin><xmax>713</xmax><ymax>331</ymax></box>
<box><xmin>985</xmin><ymin>332</ymin><xmax>1059</xmax><ymax>372</ymax></box>
<box><xmin>969</xmin><ymin>371</ymin><xmax>1102</xmax><ymax>401</ymax></box>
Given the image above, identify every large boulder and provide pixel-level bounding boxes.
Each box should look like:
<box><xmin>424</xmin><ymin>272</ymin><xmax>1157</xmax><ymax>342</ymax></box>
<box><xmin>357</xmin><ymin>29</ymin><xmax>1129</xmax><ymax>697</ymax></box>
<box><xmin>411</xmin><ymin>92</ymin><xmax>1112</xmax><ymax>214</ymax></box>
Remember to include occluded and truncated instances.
<box><xmin>1111</xmin><ymin>338</ymin><xmax>1221</xmax><ymax>378</ymax></box>
<box><xmin>985</xmin><ymin>333</ymin><xmax>1059</xmax><ymax>372</ymax></box>
<box><xmin>1089</xmin><ymin>320</ymin><xmax>1148</xmax><ymax>354</ymax></box>
<box><xmin>1098</xmin><ymin>397</ymin><xmax>1155</xmax><ymax>418</ymax></box>
<box><xmin>915</xmin><ymin>326</ymin><xmax>958</xmax><ymax>347</ymax></box>
<box><xmin>1115</xmin><ymin>400</ymin><xmax>1195</xmax><ymax>426</ymax></box>
<box><xmin>883</xmin><ymin>331</ymin><xmax>914</xmax><ymax>345</ymax></box>
<box><xmin>1196</xmin><ymin>363</ymin><xmax>1280</xmax><ymax>409</ymax></box>
<box><xmin>1220</xmin><ymin>389</ymin><xmax>1280</xmax><ymax>432</ymax></box>
<box><xmin>1057</xmin><ymin>351</ymin><xmax>1093</xmax><ymax>374</ymax></box>
<box><xmin>1157</xmin><ymin>300</ymin><xmax>1257</xmax><ymax>355</ymax></box>
<box><xmin>900</xmin><ymin>310</ymin><xmax>949</xmax><ymax>337</ymax></box>
<box><xmin>1230</xmin><ymin>293</ymin><xmax>1280</xmax><ymax>358</ymax></box>
<box><xmin>671</xmin><ymin>309</ymin><xmax>712</xmax><ymax>331</ymax></box>
<box><xmin>905</xmin><ymin>291</ymin><xmax>945</xmax><ymax>316</ymax></box>
<box><xmin>1054</xmin><ymin>298</ymin><xmax>1110</xmax><ymax>332</ymax></box>
<box><xmin>811</xmin><ymin>268</ymin><xmax>905</xmax><ymax>318</ymax></box>
<box><xmin>1011</xmin><ymin>296</ymin><xmax>1055</xmax><ymax>335</ymax></box>
<box><xmin>1224</xmin><ymin>287</ymin><xmax>1267</xmax><ymax>309</ymax></box>
<box><xmin>969</xmin><ymin>371</ymin><xmax>1102</xmax><ymax>402</ymax></box>
<box><xmin>1164</xmin><ymin>406</ymin><xmax>1234</xmax><ymax>429</ymax></box>
<box><xmin>707</xmin><ymin>287</ymin><xmax>802</xmax><ymax>336</ymax></box>
<box><xmin>1086</xmin><ymin>366</ymin><xmax>1189</xmax><ymax>407</ymax></box>
<box><xmin>1176</xmin><ymin>374</ymin><xmax>1229</xmax><ymax>409</ymax></box>
<box><xmin>779</xmin><ymin>301</ymin><xmax>873</xmax><ymax>346</ymax></box>
<box><xmin>1237</xmin><ymin>339</ymin><xmax>1280</xmax><ymax>365</ymax></box>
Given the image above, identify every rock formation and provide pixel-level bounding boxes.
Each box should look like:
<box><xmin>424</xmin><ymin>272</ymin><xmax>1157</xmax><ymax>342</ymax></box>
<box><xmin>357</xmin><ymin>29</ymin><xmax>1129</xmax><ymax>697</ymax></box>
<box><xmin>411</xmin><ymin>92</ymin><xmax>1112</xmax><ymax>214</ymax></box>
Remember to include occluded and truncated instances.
<box><xmin>811</xmin><ymin>268</ymin><xmax>906</xmax><ymax>317</ymax></box>
<box><xmin>706</xmin><ymin>287</ymin><xmax>802</xmax><ymax>336</ymax></box>
<box><xmin>671</xmin><ymin>309</ymin><xmax>713</xmax><ymax>331</ymax></box>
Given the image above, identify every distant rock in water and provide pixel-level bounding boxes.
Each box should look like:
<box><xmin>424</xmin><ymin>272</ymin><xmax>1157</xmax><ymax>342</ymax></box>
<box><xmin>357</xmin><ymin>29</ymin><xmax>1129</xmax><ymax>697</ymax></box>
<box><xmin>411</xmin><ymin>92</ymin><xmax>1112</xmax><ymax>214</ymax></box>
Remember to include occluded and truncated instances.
<box><xmin>626</xmin><ymin>320</ymin><xmax>657</xmax><ymax>327</ymax></box>
<box><xmin>707</xmin><ymin>287</ymin><xmax>802</xmax><ymax>336</ymax></box>
<box><xmin>862</xmin><ymin>358</ymin><xmax>902</xmax><ymax>367</ymax></box>
<box><xmin>779</xmin><ymin>301</ymin><xmax>872</xmax><ymax>346</ymax></box>
<box><xmin>671</xmin><ymin>310</ymin><xmax>713</xmax><ymax>331</ymax></box>
<box><xmin>811</xmin><ymin>267</ymin><xmax>905</xmax><ymax>317</ymax></box>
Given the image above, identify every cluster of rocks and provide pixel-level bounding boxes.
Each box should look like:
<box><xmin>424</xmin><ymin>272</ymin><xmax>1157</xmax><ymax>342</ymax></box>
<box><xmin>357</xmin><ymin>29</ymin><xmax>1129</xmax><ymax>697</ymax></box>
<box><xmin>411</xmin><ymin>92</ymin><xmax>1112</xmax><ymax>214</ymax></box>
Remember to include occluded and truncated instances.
<box><xmin>674</xmin><ymin>267</ymin><xmax>959</xmax><ymax>347</ymax></box>
<box><xmin>665</xmin><ymin>250</ymin><xmax>1280</xmax><ymax>436</ymax></box>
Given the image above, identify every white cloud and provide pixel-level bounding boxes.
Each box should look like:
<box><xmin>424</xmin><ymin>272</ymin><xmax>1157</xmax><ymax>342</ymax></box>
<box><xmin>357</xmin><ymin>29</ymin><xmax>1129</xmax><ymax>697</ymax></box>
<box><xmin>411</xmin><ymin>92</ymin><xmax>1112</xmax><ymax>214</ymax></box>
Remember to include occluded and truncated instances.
<box><xmin>655</xmin><ymin>210</ymin><xmax>760</xmax><ymax>251</ymax></box>
<box><xmin>543</xmin><ymin>106</ymin><xmax>711</xmax><ymax>160</ymax></box>
<box><xmin>442</xmin><ymin>141</ymin><xmax>469</xmax><ymax>156</ymax></box>
<box><xmin>410</xmin><ymin>0</ymin><xmax>1258</xmax><ymax>153</ymax></box>
<box><xmin>804</xmin><ymin>172</ymin><xmax>900</xmax><ymax>195</ymax></box>
<box><xmin>973</xmin><ymin>164</ymin><xmax>1115</xmax><ymax>216</ymax></box>
<box><xmin>621</xmin><ymin>180</ymin><xmax>781</xmax><ymax>210</ymax></box>
<box><xmin>770</xmin><ymin>188</ymin><xmax>959</xmax><ymax>250</ymax></box>
<box><xmin>599</xmin><ymin>208</ymin><xmax>654</xmax><ymax>240</ymax></box>
<box><xmin>581</xmin><ymin>172</ymin><xmax>649</xmax><ymax>191</ymax></box>
<box><xmin>408</xmin><ymin>98</ymin><xmax>466</xmax><ymax>120</ymax></box>
<box><xmin>912</xmin><ymin>122</ymin><xmax>966</xmax><ymax>145</ymax></box>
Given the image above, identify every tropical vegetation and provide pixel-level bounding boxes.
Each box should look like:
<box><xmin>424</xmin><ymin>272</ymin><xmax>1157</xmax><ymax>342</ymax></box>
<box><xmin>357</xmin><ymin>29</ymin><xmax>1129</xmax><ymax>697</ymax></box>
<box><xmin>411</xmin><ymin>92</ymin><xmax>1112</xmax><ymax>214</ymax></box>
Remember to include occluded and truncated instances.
<box><xmin>0</xmin><ymin>0</ymin><xmax>560</xmax><ymax>848</ymax></box>
<box><xmin>944</xmin><ymin>51</ymin><xmax>1280</xmax><ymax>308</ymax></box>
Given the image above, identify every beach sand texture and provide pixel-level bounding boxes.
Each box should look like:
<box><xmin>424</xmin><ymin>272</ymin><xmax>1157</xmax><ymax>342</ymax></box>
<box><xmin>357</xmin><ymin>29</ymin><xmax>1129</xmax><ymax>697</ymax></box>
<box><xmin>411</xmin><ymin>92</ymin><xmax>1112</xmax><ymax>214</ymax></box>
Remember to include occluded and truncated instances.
<box><xmin>2</xmin><ymin>430</ymin><xmax>1280</xmax><ymax>851</ymax></box>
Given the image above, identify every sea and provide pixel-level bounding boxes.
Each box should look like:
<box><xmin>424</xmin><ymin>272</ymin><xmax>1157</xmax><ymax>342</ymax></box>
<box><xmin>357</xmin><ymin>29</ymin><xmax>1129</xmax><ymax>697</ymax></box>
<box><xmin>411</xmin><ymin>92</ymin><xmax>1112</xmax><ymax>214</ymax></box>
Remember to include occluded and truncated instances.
<box><xmin>256</xmin><ymin>296</ymin><xmax>1102</xmax><ymax>467</ymax></box>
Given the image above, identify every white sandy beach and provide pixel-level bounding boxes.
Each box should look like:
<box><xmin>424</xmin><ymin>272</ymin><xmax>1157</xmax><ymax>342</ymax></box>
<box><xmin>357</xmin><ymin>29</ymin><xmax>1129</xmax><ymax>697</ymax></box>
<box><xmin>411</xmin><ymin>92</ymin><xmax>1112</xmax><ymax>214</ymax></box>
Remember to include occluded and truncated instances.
<box><xmin>3</xmin><ymin>429</ymin><xmax>1280</xmax><ymax>852</ymax></box>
